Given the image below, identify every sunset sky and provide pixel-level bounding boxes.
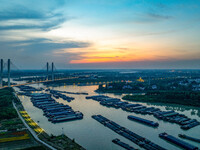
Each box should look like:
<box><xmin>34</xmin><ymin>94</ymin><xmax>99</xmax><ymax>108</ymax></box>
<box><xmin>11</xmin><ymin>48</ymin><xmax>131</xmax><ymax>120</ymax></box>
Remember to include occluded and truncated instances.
<box><xmin>0</xmin><ymin>0</ymin><xmax>200</xmax><ymax>69</ymax></box>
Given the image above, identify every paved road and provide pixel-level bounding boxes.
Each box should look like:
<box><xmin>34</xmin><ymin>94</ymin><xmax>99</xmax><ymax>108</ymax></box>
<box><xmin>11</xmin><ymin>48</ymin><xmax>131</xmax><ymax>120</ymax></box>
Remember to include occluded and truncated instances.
<box><xmin>12</xmin><ymin>101</ymin><xmax>57</xmax><ymax>150</ymax></box>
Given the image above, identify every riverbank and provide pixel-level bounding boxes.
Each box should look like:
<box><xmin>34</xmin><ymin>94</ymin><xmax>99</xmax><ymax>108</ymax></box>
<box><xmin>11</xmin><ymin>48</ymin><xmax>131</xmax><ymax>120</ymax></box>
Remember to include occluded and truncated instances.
<box><xmin>0</xmin><ymin>88</ymin><xmax>44</xmax><ymax>150</ymax></box>
<box><xmin>122</xmin><ymin>91</ymin><xmax>200</xmax><ymax>107</ymax></box>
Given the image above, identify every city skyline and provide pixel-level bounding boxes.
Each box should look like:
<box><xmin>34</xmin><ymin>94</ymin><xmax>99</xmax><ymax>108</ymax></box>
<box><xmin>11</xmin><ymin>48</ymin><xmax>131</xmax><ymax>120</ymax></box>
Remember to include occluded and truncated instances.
<box><xmin>0</xmin><ymin>0</ymin><xmax>200</xmax><ymax>69</ymax></box>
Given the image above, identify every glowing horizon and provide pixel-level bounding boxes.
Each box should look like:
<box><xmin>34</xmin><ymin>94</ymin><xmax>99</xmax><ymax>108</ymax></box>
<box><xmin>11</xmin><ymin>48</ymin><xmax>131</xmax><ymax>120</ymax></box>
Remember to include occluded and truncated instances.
<box><xmin>0</xmin><ymin>0</ymin><xmax>200</xmax><ymax>69</ymax></box>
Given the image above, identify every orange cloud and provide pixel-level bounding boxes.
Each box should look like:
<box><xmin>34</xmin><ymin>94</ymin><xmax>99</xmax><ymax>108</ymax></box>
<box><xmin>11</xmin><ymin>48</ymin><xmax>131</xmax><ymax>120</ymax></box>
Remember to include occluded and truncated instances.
<box><xmin>69</xmin><ymin>49</ymin><xmax>157</xmax><ymax>64</ymax></box>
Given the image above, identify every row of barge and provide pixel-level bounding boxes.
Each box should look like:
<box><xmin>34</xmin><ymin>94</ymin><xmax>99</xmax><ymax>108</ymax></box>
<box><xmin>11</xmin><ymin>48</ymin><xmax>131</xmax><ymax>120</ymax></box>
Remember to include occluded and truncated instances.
<box><xmin>17</xmin><ymin>85</ymin><xmax>42</xmax><ymax>92</ymax></box>
<box><xmin>17</xmin><ymin>86</ymin><xmax>83</xmax><ymax>123</ymax></box>
<box><xmin>112</xmin><ymin>138</ymin><xmax>138</xmax><ymax>150</ymax></box>
<box><xmin>46</xmin><ymin>89</ymin><xmax>75</xmax><ymax>102</ymax></box>
<box><xmin>30</xmin><ymin>93</ymin><xmax>83</xmax><ymax>123</ymax></box>
<box><xmin>57</xmin><ymin>90</ymin><xmax>88</xmax><ymax>95</ymax></box>
<box><xmin>159</xmin><ymin>133</ymin><xmax>199</xmax><ymax>150</ymax></box>
<box><xmin>45</xmin><ymin>88</ymin><xmax>88</xmax><ymax>95</ymax></box>
<box><xmin>128</xmin><ymin>115</ymin><xmax>159</xmax><ymax>127</ymax></box>
<box><xmin>86</xmin><ymin>95</ymin><xmax>200</xmax><ymax>130</ymax></box>
<box><xmin>92</xmin><ymin>114</ymin><xmax>167</xmax><ymax>150</ymax></box>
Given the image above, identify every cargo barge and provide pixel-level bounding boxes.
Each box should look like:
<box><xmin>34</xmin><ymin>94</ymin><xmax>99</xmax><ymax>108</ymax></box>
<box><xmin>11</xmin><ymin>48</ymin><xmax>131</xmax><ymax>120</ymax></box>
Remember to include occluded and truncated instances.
<box><xmin>112</xmin><ymin>138</ymin><xmax>138</xmax><ymax>150</ymax></box>
<box><xmin>51</xmin><ymin>113</ymin><xmax>83</xmax><ymax>123</ymax></box>
<box><xmin>46</xmin><ymin>110</ymin><xmax>74</xmax><ymax>117</ymax></box>
<box><xmin>128</xmin><ymin>115</ymin><xmax>159</xmax><ymax>127</ymax></box>
<box><xmin>179</xmin><ymin>134</ymin><xmax>200</xmax><ymax>143</ymax></box>
<box><xmin>46</xmin><ymin>88</ymin><xmax>88</xmax><ymax>95</ymax></box>
<box><xmin>92</xmin><ymin>114</ymin><xmax>166</xmax><ymax>150</ymax></box>
<box><xmin>16</xmin><ymin>85</ymin><xmax>42</xmax><ymax>92</ymax></box>
<box><xmin>159</xmin><ymin>133</ymin><xmax>198</xmax><ymax>150</ymax></box>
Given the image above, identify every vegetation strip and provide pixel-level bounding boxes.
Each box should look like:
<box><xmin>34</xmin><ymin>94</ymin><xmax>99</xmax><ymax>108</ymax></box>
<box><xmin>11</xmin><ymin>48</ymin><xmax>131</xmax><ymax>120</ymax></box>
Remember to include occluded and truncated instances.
<box><xmin>123</xmin><ymin>91</ymin><xmax>200</xmax><ymax>107</ymax></box>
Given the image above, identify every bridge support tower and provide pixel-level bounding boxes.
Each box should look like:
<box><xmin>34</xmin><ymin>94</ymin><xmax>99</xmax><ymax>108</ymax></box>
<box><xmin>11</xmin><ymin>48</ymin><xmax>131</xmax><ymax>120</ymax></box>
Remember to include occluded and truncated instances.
<box><xmin>0</xmin><ymin>59</ymin><xmax>3</xmax><ymax>87</ymax></box>
<box><xmin>8</xmin><ymin>59</ymin><xmax>11</xmax><ymax>87</ymax></box>
<box><xmin>51</xmin><ymin>62</ymin><xmax>54</xmax><ymax>81</ymax></box>
<box><xmin>47</xmin><ymin>62</ymin><xmax>49</xmax><ymax>81</ymax></box>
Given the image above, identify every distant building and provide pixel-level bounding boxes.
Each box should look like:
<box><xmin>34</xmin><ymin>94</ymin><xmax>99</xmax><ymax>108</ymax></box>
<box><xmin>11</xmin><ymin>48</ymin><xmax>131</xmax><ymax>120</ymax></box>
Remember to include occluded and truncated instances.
<box><xmin>179</xmin><ymin>81</ymin><xmax>188</xmax><ymax>86</ymax></box>
<box><xmin>151</xmin><ymin>85</ymin><xmax>157</xmax><ymax>90</ymax></box>
<box><xmin>107</xmin><ymin>85</ymin><xmax>113</xmax><ymax>89</ymax></box>
<box><xmin>192</xmin><ymin>84</ymin><xmax>200</xmax><ymax>91</ymax></box>
<box><xmin>188</xmin><ymin>79</ymin><xmax>200</xmax><ymax>83</ymax></box>
<box><xmin>192</xmin><ymin>86</ymin><xmax>200</xmax><ymax>91</ymax></box>
<box><xmin>137</xmin><ymin>77</ymin><xmax>144</xmax><ymax>82</ymax></box>
<box><xmin>122</xmin><ymin>85</ymin><xmax>132</xmax><ymax>89</ymax></box>
<box><xmin>139</xmin><ymin>87</ymin><xmax>145</xmax><ymax>90</ymax></box>
<box><xmin>171</xmin><ymin>86</ymin><xmax>176</xmax><ymax>89</ymax></box>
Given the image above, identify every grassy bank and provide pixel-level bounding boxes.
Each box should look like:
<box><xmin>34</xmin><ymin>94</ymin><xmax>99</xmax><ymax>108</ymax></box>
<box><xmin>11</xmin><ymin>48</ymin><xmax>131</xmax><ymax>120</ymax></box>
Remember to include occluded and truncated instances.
<box><xmin>122</xmin><ymin>91</ymin><xmax>200</xmax><ymax>107</ymax></box>
<box><xmin>0</xmin><ymin>87</ymin><xmax>18</xmax><ymax>121</ymax></box>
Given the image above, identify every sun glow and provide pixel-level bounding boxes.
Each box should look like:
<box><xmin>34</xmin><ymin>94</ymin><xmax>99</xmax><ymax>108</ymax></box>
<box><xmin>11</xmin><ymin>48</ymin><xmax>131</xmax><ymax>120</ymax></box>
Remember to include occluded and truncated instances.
<box><xmin>69</xmin><ymin>49</ymin><xmax>157</xmax><ymax>64</ymax></box>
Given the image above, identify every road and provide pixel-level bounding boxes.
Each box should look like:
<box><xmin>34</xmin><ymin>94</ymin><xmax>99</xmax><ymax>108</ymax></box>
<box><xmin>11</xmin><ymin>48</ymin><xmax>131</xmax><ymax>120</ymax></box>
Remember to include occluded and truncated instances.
<box><xmin>12</xmin><ymin>101</ymin><xmax>57</xmax><ymax>150</ymax></box>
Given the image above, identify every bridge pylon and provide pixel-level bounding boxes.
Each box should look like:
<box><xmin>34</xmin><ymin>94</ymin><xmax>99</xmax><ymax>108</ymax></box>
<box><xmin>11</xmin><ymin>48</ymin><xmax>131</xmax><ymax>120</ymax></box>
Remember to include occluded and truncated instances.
<box><xmin>46</xmin><ymin>62</ymin><xmax>49</xmax><ymax>81</ymax></box>
<box><xmin>0</xmin><ymin>59</ymin><xmax>3</xmax><ymax>87</ymax></box>
<box><xmin>8</xmin><ymin>59</ymin><xmax>11</xmax><ymax>87</ymax></box>
<box><xmin>51</xmin><ymin>62</ymin><xmax>54</xmax><ymax>81</ymax></box>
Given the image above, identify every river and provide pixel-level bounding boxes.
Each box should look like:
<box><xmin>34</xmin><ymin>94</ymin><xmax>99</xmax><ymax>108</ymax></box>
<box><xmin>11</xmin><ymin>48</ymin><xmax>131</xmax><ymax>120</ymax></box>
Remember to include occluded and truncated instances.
<box><xmin>15</xmin><ymin>84</ymin><xmax>200</xmax><ymax>150</ymax></box>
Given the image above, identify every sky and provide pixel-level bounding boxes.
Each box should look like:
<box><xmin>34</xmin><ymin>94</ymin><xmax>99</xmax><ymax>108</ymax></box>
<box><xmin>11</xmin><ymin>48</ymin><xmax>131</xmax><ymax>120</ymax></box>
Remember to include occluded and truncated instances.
<box><xmin>0</xmin><ymin>0</ymin><xmax>200</xmax><ymax>69</ymax></box>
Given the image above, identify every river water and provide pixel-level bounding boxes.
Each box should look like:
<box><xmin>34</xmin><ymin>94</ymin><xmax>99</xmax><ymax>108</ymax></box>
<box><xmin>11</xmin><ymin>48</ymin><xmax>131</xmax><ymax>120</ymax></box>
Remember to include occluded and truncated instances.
<box><xmin>15</xmin><ymin>84</ymin><xmax>200</xmax><ymax>150</ymax></box>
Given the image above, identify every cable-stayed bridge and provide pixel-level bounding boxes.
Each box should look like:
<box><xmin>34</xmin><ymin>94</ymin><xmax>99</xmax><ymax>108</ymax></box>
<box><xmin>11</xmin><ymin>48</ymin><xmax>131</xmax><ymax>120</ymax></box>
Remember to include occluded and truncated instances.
<box><xmin>0</xmin><ymin>59</ymin><xmax>78</xmax><ymax>88</ymax></box>
<box><xmin>0</xmin><ymin>59</ymin><xmax>133</xmax><ymax>89</ymax></box>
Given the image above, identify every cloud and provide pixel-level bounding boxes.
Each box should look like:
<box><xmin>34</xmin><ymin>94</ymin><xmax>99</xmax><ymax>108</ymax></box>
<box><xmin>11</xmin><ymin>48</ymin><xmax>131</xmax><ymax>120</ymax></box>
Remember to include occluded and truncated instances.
<box><xmin>0</xmin><ymin>18</ymin><xmax>66</xmax><ymax>31</ymax></box>
<box><xmin>0</xmin><ymin>38</ymin><xmax>91</xmax><ymax>68</ymax></box>
<box><xmin>0</xmin><ymin>1</ymin><xmax>69</xmax><ymax>31</ymax></box>
<box><xmin>0</xmin><ymin>7</ymin><xmax>47</xmax><ymax>21</ymax></box>
<box><xmin>130</xmin><ymin>12</ymin><xmax>172</xmax><ymax>24</ymax></box>
<box><xmin>147</xmin><ymin>13</ymin><xmax>171</xmax><ymax>20</ymax></box>
<box><xmin>0</xmin><ymin>38</ymin><xmax>91</xmax><ymax>53</ymax></box>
